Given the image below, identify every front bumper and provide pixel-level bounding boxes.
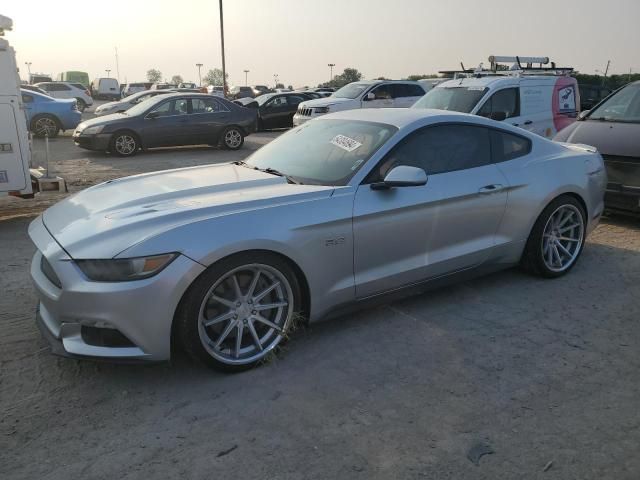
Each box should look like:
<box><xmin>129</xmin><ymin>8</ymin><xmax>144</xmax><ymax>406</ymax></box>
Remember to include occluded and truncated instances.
<box><xmin>28</xmin><ymin>216</ymin><xmax>205</xmax><ymax>362</ymax></box>
<box><xmin>292</xmin><ymin>114</ymin><xmax>312</xmax><ymax>126</ymax></box>
<box><xmin>61</xmin><ymin>111</ymin><xmax>83</xmax><ymax>131</ymax></box>
<box><xmin>73</xmin><ymin>132</ymin><xmax>111</xmax><ymax>151</ymax></box>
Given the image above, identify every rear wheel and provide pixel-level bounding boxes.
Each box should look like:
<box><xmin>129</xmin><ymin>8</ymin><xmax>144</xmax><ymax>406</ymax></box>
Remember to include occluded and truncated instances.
<box><xmin>221</xmin><ymin>127</ymin><xmax>244</xmax><ymax>150</ymax></box>
<box><xmin>176</xmin><ymin>252</ymin><xmax>302</xmax><ymax>372</ymax></box>
<box><xmin>109</xmin><ymin>131</ymin><xmax>139</xmax><ymax>157</ymax></box>
<box><xmin>521</xmin><ymin>195</ymin><xmax>586</xmax><ymax>277</ymax></box>
<box><xmin>31</xmin><ymin>115</ymin><xmax>60</xmax><ymax>138</ymax></box>
<box><xmin>75</xmin><ymin>99</ymin><xmax>87</xmax><ymax>112</ymax></box>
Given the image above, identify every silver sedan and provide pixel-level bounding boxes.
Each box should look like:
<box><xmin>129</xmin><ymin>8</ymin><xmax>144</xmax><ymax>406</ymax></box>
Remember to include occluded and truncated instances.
<box><xmin>29</xmin><ymin>109</ymin><xmax>607</xmax><ymax>371</ymax></box>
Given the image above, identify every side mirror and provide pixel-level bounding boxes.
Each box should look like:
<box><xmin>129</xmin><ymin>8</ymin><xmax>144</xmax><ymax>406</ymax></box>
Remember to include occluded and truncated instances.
<box><xmin>365</xmin><ymin>92</ymin><xmax>375</xmax><ymax>101</ymax></box>
<box><xmin>578</xmin><ymin>110</ymin><xmax>590</xmax><ymax>120</ymax></box>
<box><xmin>146</xmin><ymin>111</ymin><xmax>159</xmax><ymax>119</ymax></box>
<box><xmin>489</xmin><ymin>111</ymin><xmax>507</xmax><ymax>121</ymax></box>
<box><xmin>371</xmin><ymin>165</ymin><xmax>428</xmax><ymax>190</ymax></box>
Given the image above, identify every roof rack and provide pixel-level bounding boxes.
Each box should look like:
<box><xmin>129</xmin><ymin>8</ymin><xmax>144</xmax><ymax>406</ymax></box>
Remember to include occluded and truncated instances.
<box><xmin>439</xmin><ymin>56</ymin><xmax>574</xmax><ymax>79</ymax></box>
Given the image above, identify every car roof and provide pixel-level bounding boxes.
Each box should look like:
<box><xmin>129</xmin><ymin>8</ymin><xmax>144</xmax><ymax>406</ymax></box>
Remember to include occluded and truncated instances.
<box><xmin>322</xmin><ymin>108</ymin><xmax>489</xmax><ymax>128</ymax></box>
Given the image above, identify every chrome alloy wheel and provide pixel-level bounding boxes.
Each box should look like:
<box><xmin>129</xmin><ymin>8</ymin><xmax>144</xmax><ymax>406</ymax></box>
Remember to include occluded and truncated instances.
<box><xmin>224</xmin><ymin>129</ymin><xmax>242</xmax><ymax>148</ymax></box>
<box><xmin>34</xmin><ymin>117</ymin><xmax>58</xmax><ymax>137</ymax></box>
<box><xmin>197</xmin><ymin>263</ymin><xmax>294</xmax><ymax>365</ymax></box>
<box><xmin>541</xmin><ymin>204</ymin><xmax>584</xmax><ymax>273</ymax></box>
<box><xmin>114</xmin><ymin>134</ymin><xmax>137</xmax><ymax>155</ymax></box>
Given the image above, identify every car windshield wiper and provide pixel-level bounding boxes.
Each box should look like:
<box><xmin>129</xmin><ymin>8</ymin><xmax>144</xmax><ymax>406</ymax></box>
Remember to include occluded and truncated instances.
<box><xmin>232</xmin><ymin>161</ymin><xmax>302</xmax><ymax>184</ymax></box>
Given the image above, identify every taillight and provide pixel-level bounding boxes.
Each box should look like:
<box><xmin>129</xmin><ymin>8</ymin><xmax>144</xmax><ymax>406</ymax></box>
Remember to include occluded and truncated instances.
<box><xmin>72</xmin><ymin>101</ymin><xmax>79</xmax><ymax>111</ymax></box>
<box><xmin>85</xmin><ymin>89</ymin><xmax>91</xmax><ymax>97</ymax></box>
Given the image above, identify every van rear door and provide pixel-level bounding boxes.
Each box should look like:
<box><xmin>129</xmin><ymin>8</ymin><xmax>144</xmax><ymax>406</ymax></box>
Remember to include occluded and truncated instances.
<box><xmin>0</xmin><ymin>102</ymin><xmax>28</xmax><ymax>192</ymax></box>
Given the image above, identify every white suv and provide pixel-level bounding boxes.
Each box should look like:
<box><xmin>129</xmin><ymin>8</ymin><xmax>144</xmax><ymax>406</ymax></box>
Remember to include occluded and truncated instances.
<box><xmin>293</xmin><ymin>80</ymin><xmax>426</xmax><ymax>126</ymax></box>
<box><xmin>34</xmin><ymin>81</ymin><xmax>93</xmax><ymax>112</ymax></box>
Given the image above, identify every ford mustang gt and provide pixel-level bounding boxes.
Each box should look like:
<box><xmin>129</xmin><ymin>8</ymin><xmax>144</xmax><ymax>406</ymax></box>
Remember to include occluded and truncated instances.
<box><xmin>29</xmin><ymin>109</ymin><xmax>606</xmax><ymax>371</ymax></box>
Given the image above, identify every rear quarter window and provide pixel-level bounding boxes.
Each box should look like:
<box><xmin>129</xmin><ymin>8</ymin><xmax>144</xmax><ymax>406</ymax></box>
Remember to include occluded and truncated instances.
<box><xmin>490</xmin><ymin>129</ymin><xmax>531</xmax><ymax>162</ymax></box>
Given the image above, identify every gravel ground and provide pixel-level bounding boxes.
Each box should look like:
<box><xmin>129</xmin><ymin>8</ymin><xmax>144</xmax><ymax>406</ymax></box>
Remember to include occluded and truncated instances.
<box><xmin>1</xmin><ymin>112</ymin><xmax>640</xmax><ymax>479</ymax></box>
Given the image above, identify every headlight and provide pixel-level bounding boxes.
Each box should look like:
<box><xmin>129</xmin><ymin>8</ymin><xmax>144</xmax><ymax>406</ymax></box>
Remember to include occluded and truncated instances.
<box><xmin>315</xmin><ymin>106</ymin><xmax>330</xmax><ymax>114</ymax></box>
<box><xmin>75</xmin><ymin>253</ymin><xmax>178</xmax><ymax>282</ymax></box>
<box><xmin>76</xmin><ymin>122</ymin><xmax>87</xmax><ymax>133</ymax></box>
<box><xmin>83</xmin><ymin>125</ymin><xmax>105</xmax><ymax>135</ymax></box>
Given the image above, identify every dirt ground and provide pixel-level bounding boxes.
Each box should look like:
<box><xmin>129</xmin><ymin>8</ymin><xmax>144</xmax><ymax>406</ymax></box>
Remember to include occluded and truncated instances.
<box><xmin>1</xmin><ymin>109</ymin><xmax>640</xmax><ymax>479</ymax></box>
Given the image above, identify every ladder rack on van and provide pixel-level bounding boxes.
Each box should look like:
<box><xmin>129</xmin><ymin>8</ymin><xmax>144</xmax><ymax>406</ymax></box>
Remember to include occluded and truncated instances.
<box><xmin>440</xmin><ymin>56</ymin><xmax>574</xmax><ymax>79</ymax></box>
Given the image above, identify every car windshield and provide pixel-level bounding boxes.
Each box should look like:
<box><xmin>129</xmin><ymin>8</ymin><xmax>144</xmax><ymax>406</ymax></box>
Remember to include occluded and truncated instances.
<box><xmin>125</xmin><ymin>95</ymin><xmax>170</xmax><ymax>115</ymax></box>
<box><xmin>255</xmin><ymin>94</ymin><xmax>276</xmax><ymax>106</ymax></box>
<box><xmin>333</xmin><ymin>82</ymin><xmax>372</xmax><ymax>99</ymax></box>
<box><xmin>412</xmin><ymin>86</ymin><xmax>488</xmax><ymax>113</ymax></box>
<box><xmin>244</xmin><ymin>119</ymin><xmax>397</xmax><ymax>186</ymax></box>
<box><xmin>588</xmin><ymin>83</ymin><xmax>640</xmax><ymax>123</ymax></box>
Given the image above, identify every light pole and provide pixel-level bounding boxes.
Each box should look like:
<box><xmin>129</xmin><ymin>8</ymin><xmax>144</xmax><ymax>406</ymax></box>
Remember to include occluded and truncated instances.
<box><xmin>25</xmin><ymin>62</ymin><xmax>32</xmax><ymax>79</ymax></box>
<box><xmin>244</xmin><ymin>69</ymin><xmax>249</xmax><ymax>86</ymax></box>
<box><xmin>114</xmin><ymin>47</ymin><xmax>120</xmax><ymax>83</ymax></box>
<box><xmin>105</xmin><ymin>69</ymin><xmax>111</xmax><ymax>77</ymax></box>
<box><xmin>196</xmin><ymin>63</ymin><xmax>203</xmax><ymax>86</ymax></box>
<box><xmin>328</xmin><ymin>63</ymin><xmax>335</xmax><ymax>83</ymax></box>
<box><xmin>218</xmin><ymin>0</ymin><xmax>227</xmax><ymax>95</ymax></box>
<box><xmin>273</xmin><ymin>74</ymin><xmax>279</xmax><ymax>88</ymax></box>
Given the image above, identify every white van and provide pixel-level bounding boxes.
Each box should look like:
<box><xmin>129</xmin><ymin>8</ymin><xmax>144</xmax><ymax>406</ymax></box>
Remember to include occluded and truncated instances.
<box><xmin>293</xmin><ymin>80</ymin><xmax>426</xmax><ymax>126</ymax></box>
<box><xmin>412</xmin><ymin>56</ymin><xmax>579</xmax><ymax>138</ymax></box>
<box><xmin>0</xmin><ymin>15</ymin><xmax>32</xmax><ymax>197</ymax></box>
<box><xmin>91</xmin><ymin>77</ymin><xmax>120</xmax><ymax>100</ymax></box>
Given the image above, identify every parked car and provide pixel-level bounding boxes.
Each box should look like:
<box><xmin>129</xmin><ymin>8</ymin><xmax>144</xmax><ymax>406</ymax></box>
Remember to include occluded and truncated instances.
<box><xmin>229</xmin><ymin>86</ymin><xmax>254</xmax><ymax>99</ymax></box>
<box><xmin>56</xmin><ymin>71</ymin><xmax>90</xmax><ymax>88</ymax></box>
<box><xmin>554</xmin><ymin>81</ymin><xmax>640</xmax><ymax>214</ymax></box>
<box><xmin>252</xmin><ymin>85</ymin><xmax>271</xmax><ymax>96</ymax></box>
<box><xmin>73</xmin><ymin>93</ymin><xmax>257</xmax><ymax>156</ymax></box>
<box><xmin>579</xmin><ymin>84</ymin><xmax>612</xmax><ymax>111</ymax></box>
<box><xmin>314</xmin><ymin>87</ymin><xmax>335</xmax><ymax>94</ymax></box>
<box><xmin>29</xmin><ymin>109</ymin><xmax>606</xmax><ymax>370</ymax></box>
<box><xmin>239</xmin><ymin>92</ymin><xmax>315</xmax><ymax>130</ymax></box>
<box><xmin>91</xmin><ymin>78</ymin><xmax>120</xmax><ymax>100</ymax></box>
<box><xmin>178</xmin><ymin>82</ymin><xmax>197</xmax><ymax>89</ymax></box>
<box><xmin>122</xmin><ymin>82</ymin><xmax>148</xmax><ymax>97</ymax></box>
<box><xmin>207</xmin><ymin>85</ymin><xmax>225</xmax><ymax>97</ymax></box>
<box><xmin>94</xmin><ymin>89</ymin><xmax>175</xmax><ymax>116</ymax></box>
<box><xmin>20</xmin><ymin>89</ymin><xmax>81</xmax><ymax>137</ymax></box>
<box><xmin>34</xmin><ymin>81</ymin><xmax>93</xmax><ymax>112</ymax></box>
<box><xmin>412</xmin><ymin>74</ymin><xmax>579</xmax><ymax>138</ymax></box>
<box><xmin>29</xmin><ymin>73</ymin><xmax>52</xmax><ymax>84</ymax></box>
<box><xmin>293</xmin><ymin>80</ymin><xmax>426</xmax><ymax>126</ymax></box>
<box><xmin>150</xmin><ymin>83</ymin><xmax>177</xmax><ymax>90</ymax></box>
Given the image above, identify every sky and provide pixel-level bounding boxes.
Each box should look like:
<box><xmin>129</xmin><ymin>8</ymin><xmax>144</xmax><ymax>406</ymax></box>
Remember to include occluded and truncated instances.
<box><xmin>4</xmin><ymin>0</ymin><xmax>640</xmax><ymax>87</ymax></box>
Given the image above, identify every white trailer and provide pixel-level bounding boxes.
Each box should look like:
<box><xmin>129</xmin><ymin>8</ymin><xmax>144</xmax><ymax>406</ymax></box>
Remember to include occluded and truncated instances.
<box><xmin>0</xmin><ymin>15</ymin><xmax>33</xmax><ymax>198</ymax></box>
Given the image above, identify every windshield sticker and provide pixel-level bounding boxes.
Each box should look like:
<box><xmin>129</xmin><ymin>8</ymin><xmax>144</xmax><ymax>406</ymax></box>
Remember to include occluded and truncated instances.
<box><xmin>467</xmin><ymin>87</ymin><xmax>485</xmax><ymax>91</ymax></box>
<box><xmin>351</xmin><ymin>159</ymin><xmax>365</xmax><ymax>171</ymax></box>
<box><xmin>331</xmin><ymin>134</ymin><xmax>362</xmax><ymax>152</ymax></box>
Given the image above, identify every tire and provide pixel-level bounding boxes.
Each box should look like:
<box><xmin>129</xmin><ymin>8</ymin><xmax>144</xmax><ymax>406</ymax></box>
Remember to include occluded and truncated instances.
<box><xmin>31</xmin><ymin>115</ymin><xmax>60</xmax><ymax>138</ymax></box>
<box><xmin>75</xmin><ymin>99</ymin><xmax>86</xmax><ymax>112</ymax></box>
<box><xmin>220</xmin><ymin>126</ymin><xmax>244</xmax><ymax>150</ymax></box>
<box><xmin>521</xmin><ymin>195</ymin><xmax>586</xmax><ymax>278</ymax></box>
<box><xmin>176</xmin><ymin>252</ymin><xmax>303</xmax><ymax>372</ymax></box>
<box><xmin>109</xmin><ymin>131</ymin><xmax>139</xmax><ymax>157</ymax></box>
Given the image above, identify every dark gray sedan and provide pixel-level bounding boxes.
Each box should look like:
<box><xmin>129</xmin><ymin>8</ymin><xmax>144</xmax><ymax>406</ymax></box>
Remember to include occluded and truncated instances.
<box><xmin>73</xmin><ymin>93</ymin><xmax>257</xmax><ymax>156</ymax></box>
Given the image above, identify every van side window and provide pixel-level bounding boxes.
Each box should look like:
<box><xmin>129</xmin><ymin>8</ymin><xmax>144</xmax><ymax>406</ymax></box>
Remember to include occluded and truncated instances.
<box><xmin>366</xmin><ymin>124</ymin><xmax>492</xmax><ymax>182</ymax></box>
<box><xmin>478</xmin><ymin>88</ymin><xmax>519</xmax><ymax>120</ymax></box>
<box><xmin>490</xmin><ymin>129</ymin><xmax>531</xmax><ymax>162</ymax></box>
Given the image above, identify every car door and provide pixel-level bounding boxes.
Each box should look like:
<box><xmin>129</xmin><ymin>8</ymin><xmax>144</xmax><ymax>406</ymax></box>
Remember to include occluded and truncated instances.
<box><xmin>361</xmin><ymin>84</ymin><xmax>394</xmax><ymax>109</ymax></box>
<box><xmin>260</xmin><ymin>96</ymin><xmax>290</xmax><ymax>129</ymax></box>
<box><xmin>141</xmin><ymin>98</ymin><xmax>191</xmax><ymax>147</ymax></box>
<box><xmin>189</xmin><ymin>97</ymin><xmax>231</xmax><ymax>144</ymax></box>
<box><xmin>353</xmin><ymin>124</ymin><xmax>509</xmax><ymax>298</ymax></box>
<box><xmin>477</xmin><ymin>87</ymin><xmax>522</xmax><ymax>127</ymax></box>
<box><xmin>284</xmin><ymin>95</ymin><xmax>308</xmax><ymax>127</ymax></box>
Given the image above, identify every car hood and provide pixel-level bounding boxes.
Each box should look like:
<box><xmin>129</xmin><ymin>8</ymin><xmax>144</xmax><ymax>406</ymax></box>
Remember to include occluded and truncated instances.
<box><xmin>77</xmin><ymin>112</ymin><xmax>131</xmax><ymax>129</ymax></box>
<box><xmin>554</xmin><ymin>120</ymin><xmax>640</xmax><ymax>158</ymax></box>
<box><xmin>96</xmin><ymin>100</ymin><xmax>126</xmax><ymax>111</ymax></box>
<box><xmin>41</xmin><ymin>163</ymin><xmax>334</xmax><ymax>259</ymax></box>
<box><xmin>298</xmin><ymin>97</ymin><xmax>358</xmax><ymax>109</ymax></box>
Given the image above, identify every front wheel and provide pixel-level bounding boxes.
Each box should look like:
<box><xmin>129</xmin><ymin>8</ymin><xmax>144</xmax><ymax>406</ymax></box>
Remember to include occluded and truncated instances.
<box><xmin>31</xmin><ymin>115</ymin><xmax>60</xmax><ymax>138</ymax></box>
<box><xmin>221</xmin><ymin>127</ymin><xmax>244</xmax><ymax>150</ymax></box>
<box><xmin>521</xmin><ymin>195</ymin><xmax>586</xmax><ymax>277</ymax></box>
<box><xmin>109</xmin><ymin>132</ymin><xmax>139</xmax><ymax>157</ymax></box>
<box><xmin>176</xmin><ymin>253</ymin><xmax>302</xmax><ymax>372</ymax></box>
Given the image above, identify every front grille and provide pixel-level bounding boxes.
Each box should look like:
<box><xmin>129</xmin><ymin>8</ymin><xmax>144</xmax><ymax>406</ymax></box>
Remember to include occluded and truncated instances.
<box><xmin>297</xmin><ymin>107</ymin><xmax>313</xmax><ymax>117</ymax></box>
<box><xmin>40</xmin><ymin>255</ymin><xmax>62</xmax><ymax>288</ymax></box>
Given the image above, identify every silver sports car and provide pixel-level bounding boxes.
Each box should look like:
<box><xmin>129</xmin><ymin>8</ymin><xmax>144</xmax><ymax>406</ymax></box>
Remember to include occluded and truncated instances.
<box><xmin>29</xmin><ymin>109</ymin><xmax>606</xmax><ymax>371</ymax></box>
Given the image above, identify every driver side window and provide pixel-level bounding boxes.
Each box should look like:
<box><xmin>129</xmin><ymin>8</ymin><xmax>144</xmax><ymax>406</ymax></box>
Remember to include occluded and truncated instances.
<box><xmin>266</xmin><ymin>96</ymin><xmax>287</xmax><ymax>108</ymax></box>
<box><xmin>477</xmin><ymin>88</ymin><xmax>519</xmax><ymax>119</ymax></box>
<box><xmin>369</xmin><ymin>85</ymin><xmax>392</xmax><ymax>100</ymax></box>
<box><xmin>149</xmin><ymin>100</ymin><xmax>173</xmax><ymax>117</ymax></box>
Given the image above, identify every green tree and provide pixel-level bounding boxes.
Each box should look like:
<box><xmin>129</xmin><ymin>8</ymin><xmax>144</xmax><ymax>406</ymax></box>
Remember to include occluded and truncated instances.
<box><xmin>203</xmin><ymin>68</ymin><xmax>229</xmax><ymax>86</ymax></box>
<box><xmin>574</xmin><ymin>72</ymin><xmax>640</xmax><ymax>90</ymax></box>
<box><xmin>171</xmin><ymin>75</ymin><xmax>183</xmax><ymax>85</ymax></box>
<box><xmin>406</xmin><ymin>74</ymin><xmax>440</xmax><ymax>81</ymax></box>
<box><xmin>146</xmin><ymin>69</ymin><xmax>162</xmax><ymax>83</ymax></box>
<box><xmin>319</xmin><ymin>67</ymin><xmax>363</xmax><ymax>88</ymax></box>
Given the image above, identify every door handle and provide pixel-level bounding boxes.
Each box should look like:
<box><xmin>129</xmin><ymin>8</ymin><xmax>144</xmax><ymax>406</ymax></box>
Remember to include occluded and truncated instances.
<box><xmin>523</xmin><ymin>120</ymin><xmax>533</xmax><ymax>125</ymax></box>
<box><xmin>478</xmin><ymin>184</ymin><xmax>504</xmax><ymax>194</ymax></box>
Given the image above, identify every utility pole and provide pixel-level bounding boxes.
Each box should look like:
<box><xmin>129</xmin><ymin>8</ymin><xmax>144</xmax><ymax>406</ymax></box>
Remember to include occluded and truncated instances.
<box><xmin>273</xmin><ymin>73</ymin><xmax>279</xmax><ymax>87</ymax></box>
<box><xmin>114</xmin><ymin>47</ymin><xmax>120</xmax><ymax>83</ymax></box>
<box><xmin>328</xmin><ymin>63</ymin><xmax>335</xmax><ymax>84</ymax></box>
<box><xmin>218</xmin><ymin>0</ymin><xmax>227</xmax><ymax>95</ymax></box>
<box><xmin>244</xmin><ymin>69</ymin><xmax>249</xmax><ymax>86</ymax></box>
<box><xmin>24</xmin><ymin>62</ymin><xmax>32</xmax><ymax>78</ymax></box>
<box><xmin>602</xmin><ymin>60</ymin><xmax>610</xmax><ymax>86</ymax></box>
<box><xmin>196</xmin><ymin>63</ymin><xmax>203</xmax><ymax>86</ymax></box>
